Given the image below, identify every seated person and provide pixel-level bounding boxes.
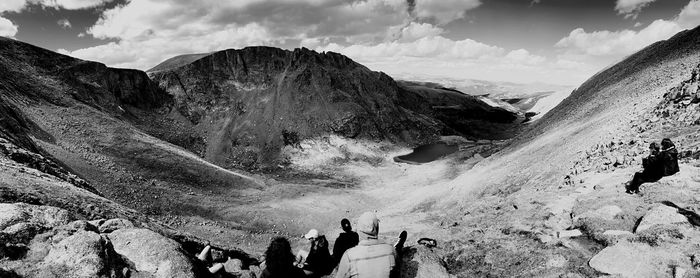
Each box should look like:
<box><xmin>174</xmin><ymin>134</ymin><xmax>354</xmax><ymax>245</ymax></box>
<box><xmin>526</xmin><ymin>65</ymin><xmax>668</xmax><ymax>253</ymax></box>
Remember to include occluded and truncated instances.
<box><xmin>302</xmin><ymin>235</ymin><xmax>334</xmax><ymax>277</ymax></box>
<box><xmin>660</xmin><ymin>138</ymin><xmax>679</xmax><ymax>176</ymax></box>
<box><xmin>262</xmin><ymin>237</ymin><xmax>307</xmax><ymax>278</ymax></box>
<box><xmin>626</xmin><ymin>142</ymin><xmax>663</xmax><ymax>194</ymax></box>
<box><xmin>332</xmin><ymin>219</ymin><xmax>359</xmax><ymax>264</ymax></box>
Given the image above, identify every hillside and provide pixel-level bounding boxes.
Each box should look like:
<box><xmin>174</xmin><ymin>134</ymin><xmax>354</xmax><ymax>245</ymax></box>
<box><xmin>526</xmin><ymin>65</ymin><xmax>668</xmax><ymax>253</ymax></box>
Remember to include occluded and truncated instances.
<box><xmin>148</xmin><ymin>47</ymin><xmax>520</xmax><ymax>168</ymax></box>
<box><xmin>387</xmin><ymin>26</ymin><xmax>700</xmax><ymax>277</ymax></box>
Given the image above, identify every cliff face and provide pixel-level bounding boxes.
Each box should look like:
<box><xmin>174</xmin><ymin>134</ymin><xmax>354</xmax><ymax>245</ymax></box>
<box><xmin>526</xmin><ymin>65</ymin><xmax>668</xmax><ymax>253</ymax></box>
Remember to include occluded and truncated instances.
<box><xmin>150</xmin><ymin>47</ymin><xmax>520</xmax><ymax>166</ymax></box>
<box><xmin>150</xmin><ymin>47</ymin><xmax>447</xmax><ymax>166</ymax></box>
<box><xmin>0</xmin><ymin>36</ymin><xmax>170</xmax><ymax>112</ymax></box>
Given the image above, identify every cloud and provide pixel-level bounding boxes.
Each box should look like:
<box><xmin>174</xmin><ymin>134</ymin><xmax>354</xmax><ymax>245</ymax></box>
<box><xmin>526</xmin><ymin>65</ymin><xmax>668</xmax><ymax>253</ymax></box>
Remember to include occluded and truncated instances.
<box><xmin>62</xmin><ymin>22</ymin><xmax>274</xmax><ymax>69</ymax></box>
<box><xmin>677</xmin><ymin>0</ymin><xmax>700</xmax><ymax>29</ymax></box>
<box><xmin>0</xmin><ymin>0</ymin><xmax>27</xmax><ymax>13</ymax></box>
<box><xmin>413</xmin><ymin>0</ymin><xmax>481</xmax><ymax>24</ymax></box>
<box><xmin>57</xmin><ymin>18</ymin><xmax>71</xmax><ymax>29</ymax></box>
<box><xmin>615</xmin><ymin>0</ymin><xmax>657</xmax><ymax>19</ymax></box>
<box><xmin>61</xmin><ymin>0</ymin><xmax>484</xmax><ymax>71</ymax></box>
<box><xmin>0</xmin><ymin>16</ymin><xmax>18</xmax><ymax>37</ymax></box>
<box><xmin>530</xmin><ymin>0</ymin><xmax>541</xmax><ymax>7</ymax></box>
<box><xmin>555</xmin><ymin>19</ymin><xmax>682</xmax><ymax>58</ymax></box>
<box><xmin>312</xmin><ymin>34</ymin><xmax>593</xmax><ymax>85</ymax></box>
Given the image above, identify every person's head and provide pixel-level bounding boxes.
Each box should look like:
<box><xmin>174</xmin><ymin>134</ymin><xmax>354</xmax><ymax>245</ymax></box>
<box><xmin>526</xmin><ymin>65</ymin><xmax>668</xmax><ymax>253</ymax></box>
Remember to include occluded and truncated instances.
<box><xmin>661</xmin><ymin>138</ymin><xmax>675</xmax><ymax>150</ymax></box>
<box><xmin>304</xmin><ymin>229</ymin><xmax>319</xmax><ymax>242</ymax></box>
<box><xmin>649</xmin><ymin>142</ymin><xmax>660</xmax><ymax>154</ymax></box>
<box><xmin>357</xmin><ymin>211</ymin><xmax>379</xmax><ymax>238</ymax></box>
<box><xmin>341</xmin><ymin>218</ymin><xmax>352</xmax><ymax>233</ymax></box>
<box><xmin>264</xmin><ymin>237</ymin><xmax>295</xmax><ymax>274</ymax></box>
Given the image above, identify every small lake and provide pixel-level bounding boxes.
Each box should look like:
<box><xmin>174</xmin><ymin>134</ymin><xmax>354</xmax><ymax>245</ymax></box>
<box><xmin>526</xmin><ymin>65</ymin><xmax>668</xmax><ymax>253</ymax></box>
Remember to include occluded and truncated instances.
<box><xmin>394</xmin><ymin>143</ymin><xmax>459</xmax><ymax>164</ymax></box>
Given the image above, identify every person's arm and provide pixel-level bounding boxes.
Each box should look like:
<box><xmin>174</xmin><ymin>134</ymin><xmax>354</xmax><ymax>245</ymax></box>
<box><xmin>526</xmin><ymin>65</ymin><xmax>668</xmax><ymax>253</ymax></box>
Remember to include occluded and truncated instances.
<box><xmin>335</xmin><ymin>252</ymin><xmax>351</xmax><ymax>278</ymax></box>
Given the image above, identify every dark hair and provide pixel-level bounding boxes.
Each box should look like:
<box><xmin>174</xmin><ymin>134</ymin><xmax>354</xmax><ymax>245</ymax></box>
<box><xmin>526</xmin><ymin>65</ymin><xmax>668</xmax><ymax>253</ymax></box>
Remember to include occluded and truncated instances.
<box><xmin>341</xmin><ymin>218</ymin><xmax>352</xmax><ymax>232</ymax></box>
<box><xmin>661</xmin><ymin>138</ymin><xmax>675</xmax><ymax>149</ymax></box>
<box><xmin>649</xmin><ymin>142</ymin><xmax>660</xmax><ymax>151</ymax></box>
<box><xmin>264</xmin><ymin>237</ymin><xmax>295</xmax><ymax>275</ymax></box>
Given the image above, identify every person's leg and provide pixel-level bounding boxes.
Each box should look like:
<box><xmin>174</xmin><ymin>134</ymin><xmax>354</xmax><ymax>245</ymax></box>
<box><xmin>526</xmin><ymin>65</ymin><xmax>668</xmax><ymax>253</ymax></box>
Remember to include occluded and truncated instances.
<box><xmin>208</xmin><ymin>263</ymin><xmax>224</xmax><ymax>274</ymax></box>
<box><xmin>394</xmin><ymin>231</ymin><xmax>407</xmax><ymax>256</ymax></box>
<box><xmin>296</xmin><ymin>249</ymin><xmax>309</xmax><ymax>266</ymax></box>
<box><xmin>198</xmin><ymin>245</ymin><xmax>211</xmax><ymax>262</ymax></box>
<box><xmin>628</xmin><ymin>173</ymin><xmax>642</xmax><ymax>193</ymax></box>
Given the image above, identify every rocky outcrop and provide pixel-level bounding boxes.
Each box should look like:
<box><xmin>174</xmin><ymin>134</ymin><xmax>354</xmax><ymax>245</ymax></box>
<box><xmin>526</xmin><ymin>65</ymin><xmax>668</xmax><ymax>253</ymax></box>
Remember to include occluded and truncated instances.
<box><xmin>0</xmin><ymin>202</ymin><xmax>207</xmax><ymax>278</ymax></box>
<box><xmin>108</xmin><ymin>228</ymin><xmax>197</xmax><ymax>278</ymax></box>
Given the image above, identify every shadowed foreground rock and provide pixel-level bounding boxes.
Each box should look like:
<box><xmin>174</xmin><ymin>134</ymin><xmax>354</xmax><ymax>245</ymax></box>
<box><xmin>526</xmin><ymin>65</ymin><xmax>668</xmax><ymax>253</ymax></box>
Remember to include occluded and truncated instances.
<box><xmin>0</xmin><ymin>203</ymin><xmax>202</xmax><ymax>278</ymax></box>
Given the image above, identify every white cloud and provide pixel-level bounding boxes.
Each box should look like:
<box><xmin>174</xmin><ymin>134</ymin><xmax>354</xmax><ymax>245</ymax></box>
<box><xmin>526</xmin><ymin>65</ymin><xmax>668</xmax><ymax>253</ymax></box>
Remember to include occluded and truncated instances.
<box><xmin>63</xmin><ymin>22</ymin><xmax>274</xmax><ymax>69</ymax></box>
<box><xmin>555</xmin><ymin>19</ymin><xmax>682</xmax><ymax>58</ymax></box>
<box><xmin>57</xmin><ymin>18</ymin><xmax>71</xmax><ymax>29</ymax></box>
<box><xmin>0</xmin><ymin>0</ymin><xmax>26</xmax><ymax>13</ymax></box>
<box><xmin>615</xmin><ymin>0</ymin><xmax>657</xmax><ymax>19</ymax></box>
<box><xmin>313</xmin><ymin>35</ymin><xmax>589</xmax><ymax>85</ymax></box>
<box><xmin>62</xmin><ymin>0</ymin><xmax>485</xmax><ymax>70</ymax></box>
<box><xmin>677</xmin><ymin>0</ymin><xmax>700</xmax><ymax>29</ymax></box>
<box><xmin>0</xmin><ymin>16</ymin><xmax>18</xmax><ymax>37</ymax></box>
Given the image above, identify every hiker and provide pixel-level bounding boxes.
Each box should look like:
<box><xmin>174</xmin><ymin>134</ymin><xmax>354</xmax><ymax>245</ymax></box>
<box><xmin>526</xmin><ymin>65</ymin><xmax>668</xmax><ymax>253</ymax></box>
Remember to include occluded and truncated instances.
<box><xmin>301</xmin><ymin>235</ymin><xmax>335</xmax><ymax>277</ymax></box>
<box><xmin>332</xmin><ymin>218</ymin><xmax>359</xmax><ymax>264</ymax></box>
<box><xmin>660</xmin><ymin>138</ymin><xmax>679</xmax><ymax>176</ymax></box>
<box><xmin>197</xmin><ymin>244</ymin><xmax>235</xmax><ymax>275</ymax></box>
<box><xmin>626</xmin><ymin>142</ymin><xmax>663</xmax><ymax>194</ymax></box>
<box><xmin>261</xmin><ymin>237</ymin><xmax>307</xmax><ymax>278</ymax></box>
<box><xmin>336</xmin><ymin>212</ymin><xmax>405</xmax><ymax>278</ymax></box>
<box><xmin>296</xmin><ymin>229</ymin><xmax>319</xmax><ymax>266</ymax></box>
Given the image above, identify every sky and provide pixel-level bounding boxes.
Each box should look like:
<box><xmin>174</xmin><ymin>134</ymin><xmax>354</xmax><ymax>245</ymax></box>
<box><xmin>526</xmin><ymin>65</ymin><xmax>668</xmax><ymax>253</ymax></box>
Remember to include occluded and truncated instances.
<box><xmin>1</xmin><ymin>0</ymin><xmax>699</xmax><ymax>86</ymax></box>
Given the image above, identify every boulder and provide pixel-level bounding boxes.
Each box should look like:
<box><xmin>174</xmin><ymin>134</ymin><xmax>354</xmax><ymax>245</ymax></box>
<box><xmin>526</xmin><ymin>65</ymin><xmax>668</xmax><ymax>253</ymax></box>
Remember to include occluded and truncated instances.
<box><xmin>98</xmin><ymin>218</ymin><xmax>134</xmax><ymax>233</ymax></box>
<box><xmin>108</xmin><ymin>228</ymin><xmax>196</xmax><ymax>278</ymax></box>
<box><xmin>41</xmin><ymin>230</ymin><xmax>108</xmax><ymax>277</ymax></box>
<box><xmin>0</xmin><ymin>203</ymin><xmax>71</xmax><ymax>230</ymax></box>
<box><xmin>400</xmin><ymin>245</ymin><xmax>451</xmax><ymax>278</ymax></box>
<box><xmin>635</xmin><ymin>205</ymin><xmax>688</xmax><ymax>233</ymax></box>
<box><xmin>589</xmin><ymin>241</ymin><xmax>689</xmax><ymax>277</ymax></box>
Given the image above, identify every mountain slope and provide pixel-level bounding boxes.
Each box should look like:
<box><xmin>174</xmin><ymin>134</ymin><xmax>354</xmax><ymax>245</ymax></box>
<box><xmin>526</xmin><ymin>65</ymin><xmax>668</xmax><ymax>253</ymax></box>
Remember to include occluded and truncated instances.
<box><xmin>0</xmin><ymin>36</ymin><xmax>262</xmax><ymax>239</ymax></box>
<box><xmin>149</xmin><ymin>47</ymin><xmax>520</xmax><ymax>167</ymax></box>
<box><xmin>402</xmin><ymin>26</ymin><xmax>700</xmax><ymax>277</ymax></box>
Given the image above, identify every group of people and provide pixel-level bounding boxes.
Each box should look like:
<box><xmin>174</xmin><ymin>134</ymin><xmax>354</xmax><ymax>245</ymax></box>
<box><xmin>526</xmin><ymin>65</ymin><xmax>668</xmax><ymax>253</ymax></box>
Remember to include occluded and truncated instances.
<box><xmin>198</xmin><ymin>211</ymin><xmax>407</xmax><ymax>278</ymax></box>
<box><xmin>626</xmin><ymin>138</ymin><xmax>679</xmax><ymax>194</ymax></box>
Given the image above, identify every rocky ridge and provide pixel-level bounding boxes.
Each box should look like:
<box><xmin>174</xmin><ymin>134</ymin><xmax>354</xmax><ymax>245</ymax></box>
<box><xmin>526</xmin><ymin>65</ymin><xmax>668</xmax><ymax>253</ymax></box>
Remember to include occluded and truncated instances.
<box><xmin>149</xmin><ymin>47</ymin><xmax>519</xmax><ymax>167</ymax></box>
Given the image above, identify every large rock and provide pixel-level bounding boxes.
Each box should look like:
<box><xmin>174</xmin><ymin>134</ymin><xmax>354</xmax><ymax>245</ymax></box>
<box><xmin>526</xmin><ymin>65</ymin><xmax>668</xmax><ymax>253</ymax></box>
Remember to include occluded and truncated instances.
<box><xmin>0</xmin><ymin>203</ymin><xmax>72</xmax><ymax>230</ymax></box>
<box><xmin>589</xmin><ymin>241</ymin><xmax>689</xmax><ymax>277</ymax></box>
<box><xmin>400</xmin><ymin>245</ymin><xmax>452</xmax><ymax>278</ymax></box>
<box><xmin>41</xmin><ymin>230</ymin><xmax>108</xmax><ymax>277</ymax></box>
<box><xmin>108</xmin><ymin>228</ymin><xmax>196</xmax><ymax>278</ymax></box>
<box><xmin>635</xmin><ymin>205</ymin><xmax>688</xmax><ymax>233</ymax></box>
<box><xmin>98</xmin><ymin>218</ymin><xmax>134</xmax><ymax>233</ymax></box>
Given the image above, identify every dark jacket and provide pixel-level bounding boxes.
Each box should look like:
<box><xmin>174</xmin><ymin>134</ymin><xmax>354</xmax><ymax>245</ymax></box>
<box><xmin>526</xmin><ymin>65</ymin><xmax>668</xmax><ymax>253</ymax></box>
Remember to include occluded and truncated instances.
<box><xmin>332</xmin><ymin>231</ymin><xmax>359</xmax><ymax>264</ymax></box>
<box><xmin>661</xmin><ymin>147</ymin><xmax>679</xmax><ymax>176</ymax></box>
<box><xmin>641</xmin><ymin>153</ymin><xmax>663</xmax><ymax>180</ymax></box>
<box><xmin>303</xmin><ymin>248</ymin><xmax>334</xmax><ymax>276</ymax></box>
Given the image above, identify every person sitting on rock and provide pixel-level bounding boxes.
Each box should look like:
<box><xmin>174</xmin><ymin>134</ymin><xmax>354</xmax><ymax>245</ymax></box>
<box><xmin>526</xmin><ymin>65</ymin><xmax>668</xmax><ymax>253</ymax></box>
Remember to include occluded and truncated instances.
<box><xmin>301</xmin><ymin>235</ymin><xmax>335</xmax><ymax>277</ymax></box>
<box><xmin>261</xmin><ymin>237</ymin><xmax>307</xmax><ymax>278</ymax></box>
<box><xmin>197</xmin><ymin>243</ymin><xmax>233</xmax><ymax>275</ymax></box>
<box><xmin>626</xmin><ymin>142</ymin><xmax>663</xmax><ymax>194</ymax></box>
<box><xmin>660</xmin><ymin>138</ymin><xmax>679</xmax><ymax>176</ymax></box>
<box><xmin>336</xmin><ymin>212</ymin><xmax>401</xmax><ymax>278</ymax></box>
<box><xmin>332</xmin><ymin>218</ymin><xmax>359</xmax><ymax>265</ymax></box>
<box><xmin>296</xmin><ymin>229</ymin><xmax>319</xmax><ymax>267</ymax></box>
